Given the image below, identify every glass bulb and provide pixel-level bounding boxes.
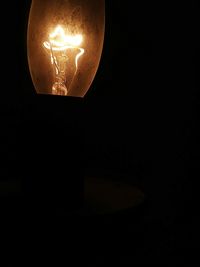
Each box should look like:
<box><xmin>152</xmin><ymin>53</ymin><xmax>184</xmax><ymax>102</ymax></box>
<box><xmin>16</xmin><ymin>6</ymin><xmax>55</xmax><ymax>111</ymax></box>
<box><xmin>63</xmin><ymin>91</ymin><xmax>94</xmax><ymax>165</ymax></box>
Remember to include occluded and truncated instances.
<box><xmin>27</xmin><ymin>0</ymin><xmax>105</xmax><ymax>97</ymax></box>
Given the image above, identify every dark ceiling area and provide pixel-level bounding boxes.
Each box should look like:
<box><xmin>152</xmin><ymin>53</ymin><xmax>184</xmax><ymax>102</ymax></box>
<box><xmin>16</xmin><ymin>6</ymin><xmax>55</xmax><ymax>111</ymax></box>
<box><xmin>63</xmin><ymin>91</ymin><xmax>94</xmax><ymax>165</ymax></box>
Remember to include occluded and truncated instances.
<box><xmin>1</xmin><ymin>0</ymin><xmax>200</xmax><ymax>264</ymax></box>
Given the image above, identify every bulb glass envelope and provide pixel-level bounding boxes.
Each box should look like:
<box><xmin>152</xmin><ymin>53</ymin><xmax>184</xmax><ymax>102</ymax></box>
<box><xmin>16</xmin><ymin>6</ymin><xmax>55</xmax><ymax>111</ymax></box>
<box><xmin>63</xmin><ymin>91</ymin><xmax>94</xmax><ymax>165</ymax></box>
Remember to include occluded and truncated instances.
<box><xmin>27</xmin><ymin>0</ymin><xmax>105</xmax><ymax>97</ymax></box>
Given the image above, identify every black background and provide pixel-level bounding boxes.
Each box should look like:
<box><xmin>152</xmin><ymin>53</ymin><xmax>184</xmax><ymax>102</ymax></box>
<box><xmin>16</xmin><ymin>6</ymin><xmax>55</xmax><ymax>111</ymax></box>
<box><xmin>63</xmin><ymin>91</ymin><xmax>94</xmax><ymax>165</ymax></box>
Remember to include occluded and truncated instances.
<box><xmin>1</xmin><ymin>0</ymin><xmax>200</xmax><ymax>264</ymax></box>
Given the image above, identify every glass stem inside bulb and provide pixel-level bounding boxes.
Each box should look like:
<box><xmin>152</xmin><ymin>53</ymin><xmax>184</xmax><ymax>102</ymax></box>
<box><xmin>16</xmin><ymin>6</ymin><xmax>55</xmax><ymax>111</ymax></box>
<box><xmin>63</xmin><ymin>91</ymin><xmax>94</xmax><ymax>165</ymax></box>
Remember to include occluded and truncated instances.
<box><xmin>49</xmin><ymin>41</ymin><xmax>68</xmax><ymax>96</ymax></box>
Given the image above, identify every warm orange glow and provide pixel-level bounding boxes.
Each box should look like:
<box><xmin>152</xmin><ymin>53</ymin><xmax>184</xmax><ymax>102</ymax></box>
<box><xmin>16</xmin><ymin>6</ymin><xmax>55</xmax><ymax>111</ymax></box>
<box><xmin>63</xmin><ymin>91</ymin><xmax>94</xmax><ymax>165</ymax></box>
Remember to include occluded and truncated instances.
<box><xmin>27</xmin><ymin>0</ymin><xmax>105</xmax><ymax>97</ymax></box>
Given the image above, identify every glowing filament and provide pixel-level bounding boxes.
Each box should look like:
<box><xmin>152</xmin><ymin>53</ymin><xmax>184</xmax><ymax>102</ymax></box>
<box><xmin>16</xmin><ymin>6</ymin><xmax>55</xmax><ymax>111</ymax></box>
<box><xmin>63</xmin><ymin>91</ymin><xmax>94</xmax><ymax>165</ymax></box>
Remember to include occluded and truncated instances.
<box><xmin>43</xmin><ymin>25</ymin><xmax>85</xmax><ymax>95</ymax></box>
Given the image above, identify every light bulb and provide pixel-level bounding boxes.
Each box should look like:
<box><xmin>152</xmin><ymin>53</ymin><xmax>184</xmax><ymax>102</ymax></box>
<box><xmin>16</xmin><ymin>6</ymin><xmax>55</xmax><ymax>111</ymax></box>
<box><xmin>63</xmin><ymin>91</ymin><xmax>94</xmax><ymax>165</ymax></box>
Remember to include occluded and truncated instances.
<box><xmin>27</xmin><ymin>0</ymin><xmax>105</xmax><ymax>97</ymax></box>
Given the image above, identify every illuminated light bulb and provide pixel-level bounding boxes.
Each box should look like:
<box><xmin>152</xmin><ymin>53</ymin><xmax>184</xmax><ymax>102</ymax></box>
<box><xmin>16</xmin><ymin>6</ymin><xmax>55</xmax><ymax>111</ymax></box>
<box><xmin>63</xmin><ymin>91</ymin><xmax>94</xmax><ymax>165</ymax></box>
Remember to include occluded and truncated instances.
<box><xmin>27</xmin><ymin>0</ymin><xmax>105</xmax><ymax>97</ymax></box>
